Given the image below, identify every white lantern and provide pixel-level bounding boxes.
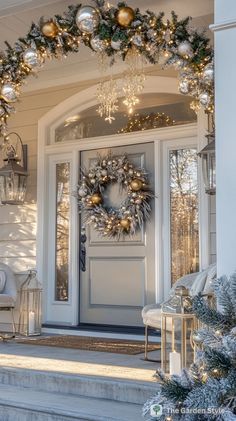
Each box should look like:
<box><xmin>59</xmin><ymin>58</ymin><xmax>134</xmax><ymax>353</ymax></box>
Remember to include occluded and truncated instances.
<box><xmin>0</xmin><ymin>132</ymin><xmax>28</xmax><ymax>205</ymax></box>
<box><xmin>198</xmin><ymin>132</ymin><xmax>216</xmax><ymax>195</ymax></box>
<box><xmin>18</xmin><ymin>270</ymin><xmax>42</xmax><ymax>336</ymax></box>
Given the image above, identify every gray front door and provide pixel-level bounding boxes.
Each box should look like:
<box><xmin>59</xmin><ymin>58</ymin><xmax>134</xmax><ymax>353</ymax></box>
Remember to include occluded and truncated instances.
<box><xmin>79</xmin><ymin>142</ymin><xmax>155</xmax><ymax>326</ymax></box>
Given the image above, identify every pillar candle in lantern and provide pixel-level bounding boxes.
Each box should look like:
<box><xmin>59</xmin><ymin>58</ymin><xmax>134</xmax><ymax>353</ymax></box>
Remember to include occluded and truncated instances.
<box><xmin>169</xmin><ymin>351</ymin><xmax>181</xmax><ymax>375</ymax></box>
<box><xmin>28</xmin><ymin>311</ymin><xmax>35</xmax><ymax>335</ymax></box>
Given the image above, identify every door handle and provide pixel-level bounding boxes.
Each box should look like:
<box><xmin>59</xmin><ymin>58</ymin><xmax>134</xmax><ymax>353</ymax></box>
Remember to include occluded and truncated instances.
<box><xmin>80</xmin><ymin>229</ymin><xmax>87</xmax><ymax>272</ymax></box>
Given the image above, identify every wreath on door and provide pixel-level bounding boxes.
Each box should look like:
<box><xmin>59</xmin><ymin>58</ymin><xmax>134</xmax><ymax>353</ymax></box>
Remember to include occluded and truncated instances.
<box><xmin>76</xmin><ymin>154</ymin><xmax>154</xmax><ymax>238</ymax></box>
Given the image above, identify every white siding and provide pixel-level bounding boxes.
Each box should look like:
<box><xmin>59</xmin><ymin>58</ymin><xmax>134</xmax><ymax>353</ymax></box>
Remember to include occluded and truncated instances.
<box><xmin>210</xmin><ymin>195</ymin><xmax>216</xmax><ymax>264</ymax></box>
<box><xmin>0</xmin><ymin>80</ymin><xmax>93</xmax><ymax>275</ymax></box>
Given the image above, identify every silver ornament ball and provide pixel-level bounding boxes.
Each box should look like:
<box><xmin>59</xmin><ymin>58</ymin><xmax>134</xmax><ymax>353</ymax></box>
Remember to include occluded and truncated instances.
<box><xmin>23</xmin><ymin>48</ymin><xmax>41</xmax><ymax>68</ymax></box>
<box><xmin>199</xmin><ymin>92</ymin><xmax>210</xmax><ymax>107</ymax></box>
<box><xmin>178</xmin><ymin>41</ymin><xmax>193</xmax><ymax>58</ymax></box>
<box><xmin>1</xmin><ymin>83</ymin><xmax>18</xmax><ymax>103</ymax></box>
<box><xmin>111</xmin><ymin>39</ymin><xmax>122</xmax><ymax>50</ymax></box>
<box><xmin>76</xmin><ymin>6</ymin><xmax>100</xmax><ymax>34</ymax></box>
<box><xmin>78</xmin><ymin>187</ymin><xmax>88</xmax><ymax>197</ymax></box>
<box><xmin>132</xmin><ymin>34</ymin><xmax>143</xmax><ymax>47</ymax></box>
<box><xmin>179</xmin><ymin>80</ymin><xmax>190</xmax><ymax>95</ymax></box>
<box><xmin>90</xmin><ymin>35</ymin><xmax>106</xmax><ymax>52</ymax></box>
<box><xmin>202</xmin><ymin>64</ymin><xmax>214</xmax><ymax>83</ymax></box>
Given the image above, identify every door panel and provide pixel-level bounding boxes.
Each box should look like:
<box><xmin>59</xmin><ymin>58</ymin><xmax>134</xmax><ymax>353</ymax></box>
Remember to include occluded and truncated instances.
<box><xmin>79</xmin><ymin>143</ymin><xmax>155</xmax><ymax>326</ymax></box>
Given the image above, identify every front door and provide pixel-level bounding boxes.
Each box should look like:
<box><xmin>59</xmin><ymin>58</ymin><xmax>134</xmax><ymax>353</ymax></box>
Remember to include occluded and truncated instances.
<box><xmin>79</xmin><ymin>142</ymin><xmax>155</xmax><ymax>326</ymax></box>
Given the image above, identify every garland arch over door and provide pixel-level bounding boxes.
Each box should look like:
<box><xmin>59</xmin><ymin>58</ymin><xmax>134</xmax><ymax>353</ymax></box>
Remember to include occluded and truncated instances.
<box><xmin>0</xmin><ymin>1</ymin><xmax>214</xmax><ymax>135</ymax></box>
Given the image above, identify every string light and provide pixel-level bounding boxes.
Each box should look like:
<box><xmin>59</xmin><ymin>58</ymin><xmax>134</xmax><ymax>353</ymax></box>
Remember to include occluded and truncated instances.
<box><xmin>119</xmin><ymin>112</ymin><xmax>174</xmax><ymax>133</ymax></box>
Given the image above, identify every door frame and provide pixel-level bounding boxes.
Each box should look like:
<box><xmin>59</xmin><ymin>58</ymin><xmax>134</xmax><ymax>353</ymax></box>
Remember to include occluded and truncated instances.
<box><xmin>37</xmin><ymin>77</ymin><xmax>209</xmax><ymax>326</ymax></box>
<box><xmin>37</xmin><ymin>123</ymin><xmax>207</xmax><ymax>326</ymax></box>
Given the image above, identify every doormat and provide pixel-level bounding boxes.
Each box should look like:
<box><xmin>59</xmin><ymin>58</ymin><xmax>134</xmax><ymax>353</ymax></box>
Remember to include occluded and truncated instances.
<box><xmin>17</xmin><ymin>335</ymin><xmax>161</xmax><ymax>355</ymax></box>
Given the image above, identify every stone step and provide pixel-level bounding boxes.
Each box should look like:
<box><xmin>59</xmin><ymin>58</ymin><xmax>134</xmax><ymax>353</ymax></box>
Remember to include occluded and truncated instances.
<box><xmin>0</xmin><ymin>367</ymin><xmax>157</xmax><ymax>405</ymax></box>
<box><xmin>0</xmin><ymin>384</ymin><xmax>143</xmax><ymax>421</ymax></box>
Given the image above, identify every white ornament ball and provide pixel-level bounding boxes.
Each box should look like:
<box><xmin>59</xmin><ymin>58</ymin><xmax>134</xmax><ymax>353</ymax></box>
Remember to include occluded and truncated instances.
<box><xmin>199</xmin><ymin>92</ymin><xmax>210</xmax><ymax>107</ymax></box>
<box><xmin>1</xmin><ymin>83</ymin><xmax>18</xmax><ymax>103</ymax></box>
<box><xmin>23</xmin><ymin>48</ymin><xmax>41</xmax><ymax>68</ymax></box>
<box><xmin>90</xmin><ymin>178</ymin><xmax>96</xmax><ymax>184</ymax></box>
<box><xmin>178</xmin><ymin>41</ymin><xmax>193</xmax><ymax>58</ymax></box>
<box><xmin>179</xmin><ymin>80</ymin><xmax>190</xmax><ymax>95</ymax></box>
<box><xmin>101</xmin><ymin>169</ymin><xmax>107</xmax><ymax>176</ymax></box>
<box><xmin>76</xmin><ymin>6</ymin><xmax>100</xmax><ymax>34</ymax></box>
<box><xmin>202</xmin><ymin>64</ymin><xmax>214</xmax><ymax>83</ymax></box>
<box><xmin>78</xmin><ymin>187</ymin><xmax>88</xmax><ymax>197</ymax></box>
<box><xmin>90</xmin><ymin>35</ymin><xmax>106</xmax><ymax>52</ymax></box>
<box><xmin>111</xmin><ymin>39</ymin><xmax>122</xmax><ymax>50</ymax></box>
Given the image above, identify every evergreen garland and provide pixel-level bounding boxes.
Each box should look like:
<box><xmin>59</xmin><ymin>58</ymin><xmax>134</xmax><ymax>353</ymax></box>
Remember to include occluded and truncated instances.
<box><xmin>0</xmin><ymin>1</ymin><xmax>214</xmax><ymax>135</ymax></box>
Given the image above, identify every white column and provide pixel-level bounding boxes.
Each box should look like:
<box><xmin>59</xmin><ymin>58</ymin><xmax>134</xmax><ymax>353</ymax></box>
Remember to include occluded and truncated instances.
<box><xmin>212</xmin><ymin>1</ymin><xmax>236</xmax><ymax>276</ymax></box>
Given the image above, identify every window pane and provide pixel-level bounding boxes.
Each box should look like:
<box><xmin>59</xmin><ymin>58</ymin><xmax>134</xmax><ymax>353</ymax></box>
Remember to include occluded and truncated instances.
<box><xmin>55</xmin><ymin>163</ymin><xmax>70</xmax><ymax>301</ymax></box>
<box><xmin>169</xmin><ymin>149</ymin><xmax>199</xmax><ymax>284</ymax></box>
<box><xmin>54</xmin><ymin>93</ymin><xmax>196</xmax><ymax>143</ymax></box>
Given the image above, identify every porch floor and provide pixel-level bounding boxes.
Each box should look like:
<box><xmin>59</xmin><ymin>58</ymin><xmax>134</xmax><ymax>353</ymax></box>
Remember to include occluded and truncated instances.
<box><xmin>0</xmin><ymin>335</ymin><xmax>159</xmax><ymax>383</ymax></box>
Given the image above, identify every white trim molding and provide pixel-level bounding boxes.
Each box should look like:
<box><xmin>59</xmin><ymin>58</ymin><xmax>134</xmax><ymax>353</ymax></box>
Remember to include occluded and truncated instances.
<box><xmin>210</xmin><ymin>20</ymin><xmax>236</xmax><ymax>32</ymax></box>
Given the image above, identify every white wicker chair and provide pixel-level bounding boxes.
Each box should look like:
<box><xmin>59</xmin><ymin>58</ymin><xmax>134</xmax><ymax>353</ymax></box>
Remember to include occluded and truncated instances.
<box><xmin>0</xmin><ymin>263</ymin><xmax>17</xmax><ymax>339</ymax></box>
<box><xmin>142</xmin><ymin>264</ymin><xmax>216</xmax><ymax>362</ymax></box>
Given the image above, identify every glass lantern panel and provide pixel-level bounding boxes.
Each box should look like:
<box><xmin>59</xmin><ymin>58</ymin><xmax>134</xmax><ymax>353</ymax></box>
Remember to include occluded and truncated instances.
<box><xmin>55</xmin><ymin>162</ymin><xmax>70</xmax><ymax>301</ymax></box>
<box><xmin>18</xmin><ymin>175</ymin><xmax>27</xmax><ymax>202</ymax></box>
<box><xmin>202</xmin><ymin>155</ymin><xmax>209</xmax><ymax>191</ymax></box>
<box><xmin>209</xmin><ymin>153</ymin><xmax>216</xmax><ymax>190</ymax></box>
<box><xmin>169</xmin><ymin>148</ymin><xmax>199</xmax><ymax>284</ymax></box>
<box><xmin>53</xmin><ymin>93</ymin><xmax>196</xmax><ymax>143</ymax></box>
<box><xmin>0</xmin><ymin>175</ymin><xmax>6</xmax><ymax>202</ymax></box>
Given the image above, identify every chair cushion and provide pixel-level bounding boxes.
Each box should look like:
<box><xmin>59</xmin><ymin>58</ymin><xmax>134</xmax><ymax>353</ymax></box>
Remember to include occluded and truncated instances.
<box><xmin>0</xmin><ymin>294</ymin><xmax>15</xmax><ymax>307</ymax></box>
<box><xmin>142</xmin><ymin>304</ymin><xmax>173</xmax><ymax>331</ymax></box>
<box><xmin>0</xmin><ymin>270</ymin><xmax>6</xmax><ymax>293</ymax></box>
<box><xmin>142</xmin><ymin>304</ymin><xmax>161</xmax><ymax>328</ymax></box>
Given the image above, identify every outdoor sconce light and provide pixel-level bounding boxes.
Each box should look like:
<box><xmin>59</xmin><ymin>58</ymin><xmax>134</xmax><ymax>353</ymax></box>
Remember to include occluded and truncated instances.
<box><xmin>0</xmin><ymin>132</ymin><xmax>28</xmax><ymax>205</ymax></box>
<box><xmin>198</xmin><ymin>131</ymin><xmax>216</xmax><ymax>195</ymax></box>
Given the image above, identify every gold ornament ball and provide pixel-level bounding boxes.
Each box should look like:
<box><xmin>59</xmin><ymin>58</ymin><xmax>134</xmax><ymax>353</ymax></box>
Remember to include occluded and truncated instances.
<box><xmin>130</xmin><ymin>179</ymin><xmax>143</xmax><ymax>191</ymax></box>
<box><xmin>91</xmin><ymin>193</ymin><xmax>102</xmax><ymax>205</ymax></box>
<box><xmin>116</xmin><ymin>7</ymin><xmax>135</xmax><ymax>27</ymax></box>
<box><xmin>120</xmin><ymin>218</ymin><xmax>131</xmax><ymax>230</ymax></box>
<box><xmin>41</xmin><ymin>21</ymin><xmax>59</xmax><ymax>38</ymax></box>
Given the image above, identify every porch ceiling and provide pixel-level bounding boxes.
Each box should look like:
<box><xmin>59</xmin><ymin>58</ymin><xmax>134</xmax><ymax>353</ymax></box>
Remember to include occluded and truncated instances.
<box><xmin>0</xmin><ymin>0</ymin><xmax>214</xmax><ymax>92</ymax></box>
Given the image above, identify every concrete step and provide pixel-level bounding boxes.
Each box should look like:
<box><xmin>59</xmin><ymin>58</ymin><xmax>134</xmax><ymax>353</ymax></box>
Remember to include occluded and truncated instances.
<box><xmin>0</xmin><ymin>367</ymin><xmax>157</xmax><ymax>405</ymax></box>
<box><xmin>0</xmin><ymin>384</ymin><xmax>143</xmax><ymax>421</ymax></box>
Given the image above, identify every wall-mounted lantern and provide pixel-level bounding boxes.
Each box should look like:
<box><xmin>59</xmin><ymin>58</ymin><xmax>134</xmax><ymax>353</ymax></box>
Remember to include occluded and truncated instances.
<box><xmin>198</xmin><ymin>131</ymin><xmax>216</xmax><ymax>195</ymax></box>
<box><xmin>0</xmin><ymin>132</ymin><xmax>28</xmax><ymax>205</ymax></box>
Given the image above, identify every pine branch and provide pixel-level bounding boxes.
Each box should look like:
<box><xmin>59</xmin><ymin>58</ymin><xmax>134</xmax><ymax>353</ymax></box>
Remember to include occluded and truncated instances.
<box><xmin>192</xmin><ymin>295</ymin><xmax>233</xmax><ymax>332</ymax></box>
<box><xmin>203</xmin><ymin>347</ymin><xmax>232</xmax><ymax>374</ymax></box>
<box><xmin>214</xmin><ymin>275</ymin><xmax>236</xmax><ymax>318</ymax></box>
<box><xmin>161</xmin><ymin>377</ymin><xmax>192</xmax><ymax>403</ymax></box>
